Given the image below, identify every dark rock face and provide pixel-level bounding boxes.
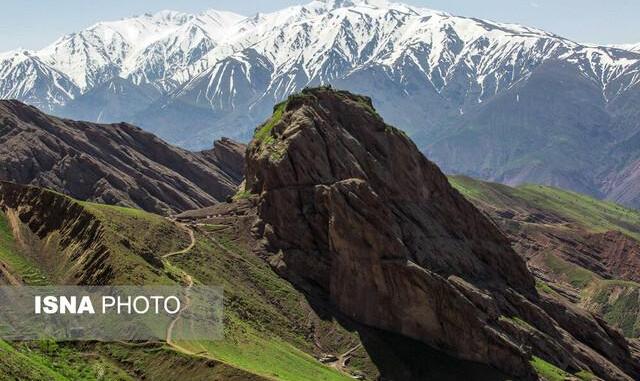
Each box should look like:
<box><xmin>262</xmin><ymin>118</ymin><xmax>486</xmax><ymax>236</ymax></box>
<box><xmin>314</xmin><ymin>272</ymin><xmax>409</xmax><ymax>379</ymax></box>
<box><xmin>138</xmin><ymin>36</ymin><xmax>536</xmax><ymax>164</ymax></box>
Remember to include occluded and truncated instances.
<box><xmin>0</xmin><ymin>100</ymin><xmax>242</xmax><ymax>214</ymax></box>
<box><xmin>245</xmin><ymin>88</ymin><xmax>640</xmax><ymax>380</ymax></box>
<box><xmin>199</xmin><ymin>137</ymin><xmax>246</xmax><ymax>183</ymax></box>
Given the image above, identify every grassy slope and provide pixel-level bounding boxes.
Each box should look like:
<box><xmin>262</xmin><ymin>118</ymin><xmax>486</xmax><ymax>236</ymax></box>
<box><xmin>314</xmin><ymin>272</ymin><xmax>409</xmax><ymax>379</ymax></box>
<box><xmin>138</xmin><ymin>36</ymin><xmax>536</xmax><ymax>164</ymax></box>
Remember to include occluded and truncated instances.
<box><xmin>0</xmin><ymin>340</ymin><xmax>68</xmax><ymax>381</ymax></box>
<box><xmin>79</xmin><ymin>202</ymin><xmax>187</xmax><ymax>285</ymax></box>
<box><xmin>1</xmin><ymin>195</ymin><xmax>185</xmax><ymax>286</ymax></box>
<box><xmin>0</xmin><ymin>211</ymin><xmax>48</xmax><ymax>285</ymax></box>
<box><xmin>99</xmin><ymin>344</ymin><xmax>267</xmax><ymax>381</ymax></box>
<box><xmin>0</xmin><ymin>191</ymin><xmax>349</xmax><ymax>381</ymax></box>
<box><xmin>450</xmin><ymin>176</ymin><xmax>640</xmax><ymax>240</ymax></box>
<box><xmin>449</xmin><ymin>176</ymin><xmax>640</xmax><ymax>337</ymax></box>
<box><xmin>540</xmin><ymin>252</ymin><xmax>640</xmax><ymax>337</ymax></box>
<box><xmin>529</xmin><ymin>356</ymin><xmax>595</xmax><ymax>381</ymax></box>
<box><xmin>169</xmin><ymin>226</ymin><xmax>354</xmax><ymax>381</ymax></box>
<box><xmin>582</xmin><ymin>280</ymin><xmax>640</xmax><ymax>337</ymax></box>
<box><xmin>1</xmin><ymin>339</ymin><xmax>269</xmax><ymax>381</ymax></box>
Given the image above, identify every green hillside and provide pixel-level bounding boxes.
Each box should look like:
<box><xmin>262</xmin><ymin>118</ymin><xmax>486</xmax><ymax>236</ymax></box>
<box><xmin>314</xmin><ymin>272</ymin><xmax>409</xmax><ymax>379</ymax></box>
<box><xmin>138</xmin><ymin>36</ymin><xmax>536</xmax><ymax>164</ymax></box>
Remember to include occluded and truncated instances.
<box><xmin>0</xmin><ymin>339</ymin><xmax>69</xmax><ymax>381</ymax></box>
<box><xmin>168</xmin><ymin>224</ymin><xmax>359</xmax><ymax>381</ymax></box>
<box><xmin>0</xmin><ymin>185</ymin><xmax>353</xmax><ymax>380</ymax></box>
<box><xmin>450</xmin><ymin>176</ymin><xmax>640</xmax><ymax>240</ymax></box>
<box><xmin>0</xmin><ymin>210</ymin><xmax>48</xmax><ymax>285</ymax></box>
<box><xmin>449</xmin><ymin>175</ymin><xmax>640</xmax><ymax>337</ymax></box>
<box><xmin>0</xmin><ymin>339</ymin><xmax>270</xmax><ymax>381</ymax></box>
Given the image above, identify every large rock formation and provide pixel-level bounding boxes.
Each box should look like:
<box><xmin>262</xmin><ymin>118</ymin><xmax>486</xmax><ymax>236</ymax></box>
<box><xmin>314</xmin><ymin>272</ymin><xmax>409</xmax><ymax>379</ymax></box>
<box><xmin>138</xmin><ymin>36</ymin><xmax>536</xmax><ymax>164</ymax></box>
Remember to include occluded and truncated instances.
<box><xmin>0</xmin><ymin>100</ymin><xmax>243</xmax><ymax>214</ymax></box>
<box><xmin>244</xmin><ymin>87</ymin><xmax>640</xmax><ymax>380</ymax></box>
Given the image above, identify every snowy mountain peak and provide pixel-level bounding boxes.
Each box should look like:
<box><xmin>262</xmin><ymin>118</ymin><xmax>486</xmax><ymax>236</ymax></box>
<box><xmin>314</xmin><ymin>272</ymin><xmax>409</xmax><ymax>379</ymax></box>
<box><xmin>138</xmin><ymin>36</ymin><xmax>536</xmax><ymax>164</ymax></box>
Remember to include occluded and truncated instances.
<box><xmin>1</xmin><ymin>1</ymin><xmax>640</xmax><ymax>123</ymax></box>
<box><xmin>320</xmin><ymin>0</ymin><xmax>391</xmax><ymax>8</ymax></box>
<box><xmin>139</xmin><ymin>10</ymin><xmax>193</xmax><ymax>24</ymax></box>
<box><xmin>0</xmin><ymin>49</ymin><xmax>35</xmax><ymax>62</ymax></box>
<box><xmin>614</xmin><ymin>43</ymin><xmax>640</xmax><ymax>53</ymax></box>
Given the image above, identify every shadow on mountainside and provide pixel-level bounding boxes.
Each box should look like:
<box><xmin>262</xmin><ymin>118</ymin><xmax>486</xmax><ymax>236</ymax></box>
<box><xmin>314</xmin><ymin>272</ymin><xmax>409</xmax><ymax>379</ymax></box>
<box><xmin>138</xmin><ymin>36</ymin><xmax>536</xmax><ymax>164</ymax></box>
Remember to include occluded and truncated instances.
<box><xmin>301</xmin><ymin>287</ymin><xmax>513</xmax><ymax>381</ymax></box>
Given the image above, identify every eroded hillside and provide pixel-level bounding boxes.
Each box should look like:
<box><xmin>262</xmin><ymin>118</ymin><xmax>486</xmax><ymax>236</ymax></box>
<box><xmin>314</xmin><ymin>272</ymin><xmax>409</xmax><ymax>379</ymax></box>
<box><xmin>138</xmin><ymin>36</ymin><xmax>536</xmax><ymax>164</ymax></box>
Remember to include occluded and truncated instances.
<box><xmin>0</xmin><ymin>100</ymin><xmax>244</xmax><ymax>214</ymax></box>
<box><xmin>450</xmin><ymin>176</ymin><xmax>640</xmax><ymax>338</ymax></box>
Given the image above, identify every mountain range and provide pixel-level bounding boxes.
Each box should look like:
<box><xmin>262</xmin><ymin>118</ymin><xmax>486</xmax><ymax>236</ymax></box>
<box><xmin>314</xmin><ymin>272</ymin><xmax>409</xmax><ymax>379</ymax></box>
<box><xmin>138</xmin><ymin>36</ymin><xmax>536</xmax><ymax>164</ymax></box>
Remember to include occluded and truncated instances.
<box><xmin>1</xmin><ymin>0</ymin><xmax>640</xmax><ymax>209</ymax></box>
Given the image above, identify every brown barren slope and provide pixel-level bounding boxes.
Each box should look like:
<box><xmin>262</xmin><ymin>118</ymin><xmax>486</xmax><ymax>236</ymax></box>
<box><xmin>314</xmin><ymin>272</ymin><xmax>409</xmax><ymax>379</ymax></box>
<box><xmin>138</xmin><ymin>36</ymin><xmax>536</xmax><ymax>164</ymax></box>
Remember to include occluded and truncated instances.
<box><xmin>0</xmin><ymin>100</ymin><xmax>244</xmax><ymax>214</ymax></box>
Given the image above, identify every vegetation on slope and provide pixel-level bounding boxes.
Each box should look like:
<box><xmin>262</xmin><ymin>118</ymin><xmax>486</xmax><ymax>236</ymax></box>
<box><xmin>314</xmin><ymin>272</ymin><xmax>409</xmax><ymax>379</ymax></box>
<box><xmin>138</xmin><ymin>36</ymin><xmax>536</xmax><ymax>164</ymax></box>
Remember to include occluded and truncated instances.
<box><xmin>582</xmin><ymin>280</ymin><xmax>640</xmax><ymax>337</ymax></box>
<box><xmin>530</xmin><ymin>356</ymin><xmax>571</xmax><ymax>381</ymax></box>
<box><xmin>0</xmin><ymin>185</ymin><xmax>351</xmax><ymax>380</ymax></box>
<box><xmin>1</xmin><ymin>339</ymin><xmax>269</xmax><ymax>381</ymax></box>
<box><xmin>0</xmin><ymin>182</ymin><xmax>188</xmax><ymax>286</ymax></box>
<box><xmin>529</xmin><ymin>356</ymin><xmax>596</xmax><ymax>381</ymax></box>
<box><xmin>449</xmin><ymin>175</ymin><xmax>640</xmax><ymax>337</ymax></box>
<box><xmin>0</xmin><ymin>339</ymin><xmax>69</xmax><ymax>381</ymax></box>
<box><xmin>541</xmin><ymin>253</ymin><xmax>640</xmax><ymax>337</ymax></box>
<box><xmin>0</xmin><ymin>210</ymin><xmax>48</xmax><ymax>285</ymax></box>
<box><xmin>450</xmin><ymin>176</ymin><xmax>640</xmax><ymax>240</ymax></box>
<box><xmin>168</xmin><ymin>226</ymin><xmax>357</xmax><ymax>381</ymax></box>
<box><xmin>78</xmin><ymin>202</ymin><xmax>188</xmax><ymax>285</ymax></box>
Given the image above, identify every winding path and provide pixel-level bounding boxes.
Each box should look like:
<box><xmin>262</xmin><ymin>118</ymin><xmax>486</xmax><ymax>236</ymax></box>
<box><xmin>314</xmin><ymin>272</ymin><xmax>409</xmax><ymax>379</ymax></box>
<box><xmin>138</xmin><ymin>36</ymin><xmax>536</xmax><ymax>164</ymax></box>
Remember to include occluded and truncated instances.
<box><xmin>161</xmin><ymin>220</ymin><xmax>196</xmax><ymax>346</ymax></box>
<box><xmin>324</xmin><ymin>343</ymin><xmax>362</xmax><ymax>374</ymax></box>
<box><xmin>165</xmin><ymin>273</ymin><xmax>193</xmax><ymax>346</ymax></box>
<box><xmin>161</xmin><ymin>220</ymin><xmax>357</xmax><ymax>377</ymax></box>
<box><xmin>162</xmin><ymin>223</ymin><xmax>195</xmax><ymax>259</ymax></box>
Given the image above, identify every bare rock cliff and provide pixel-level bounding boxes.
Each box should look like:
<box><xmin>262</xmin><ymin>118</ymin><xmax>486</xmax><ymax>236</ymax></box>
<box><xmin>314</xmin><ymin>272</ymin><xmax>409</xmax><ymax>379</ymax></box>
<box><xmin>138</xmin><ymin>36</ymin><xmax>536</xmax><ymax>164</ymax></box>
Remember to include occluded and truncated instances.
<box><xmin>244</xmin><ymin>88</ymin><xmax>640</xmax><ymax>380</ymax></box>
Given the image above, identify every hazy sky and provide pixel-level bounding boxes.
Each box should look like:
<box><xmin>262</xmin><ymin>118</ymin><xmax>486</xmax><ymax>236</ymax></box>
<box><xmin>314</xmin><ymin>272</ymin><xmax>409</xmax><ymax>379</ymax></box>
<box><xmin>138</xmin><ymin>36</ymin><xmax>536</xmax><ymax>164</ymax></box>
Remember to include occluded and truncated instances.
<box><xmin>1</xmin><ymin>0</ymin><xmax>638</xmax><ymax>51</ymax></box>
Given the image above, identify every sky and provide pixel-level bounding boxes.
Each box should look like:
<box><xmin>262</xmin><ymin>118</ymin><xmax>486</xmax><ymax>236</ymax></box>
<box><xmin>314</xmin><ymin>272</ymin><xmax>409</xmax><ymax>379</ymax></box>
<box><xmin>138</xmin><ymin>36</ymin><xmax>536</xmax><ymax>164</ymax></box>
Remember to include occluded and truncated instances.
<box><xmin>0</xmin><ymin>0</ymin><xmax>638</xmax><ymax>51</ymax></box>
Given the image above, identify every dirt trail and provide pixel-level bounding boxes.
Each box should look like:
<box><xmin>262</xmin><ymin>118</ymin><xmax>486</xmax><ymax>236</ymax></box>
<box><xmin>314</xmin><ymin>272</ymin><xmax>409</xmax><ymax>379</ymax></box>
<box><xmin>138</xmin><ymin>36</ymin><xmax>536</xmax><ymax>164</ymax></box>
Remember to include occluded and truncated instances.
<box><xmin>162</xmin><ymin>220</ymin><xmax>197</xmax><ymax>346</ymax></box>
<box><xmin>161</xmin><ymin>220</ymin><xmax>348</xmax><ymax>378</ymax></box>
<box><xmin>162</xmin><ymin>223</ymin><xmax>195</xmax><ymax>259</ymax></box>
<box><xmin>337</xmin><ymin>344</ymin><xmax>362</xmax><ymax>370</ymax></box>
<box><xmin>165</xmin><ymin>273</ymin><xmax>193</xmax><ymax>346</ymax></box>
<box><xmin>323</xmin><ymin>343</ymin><xmax>362</xmax><ymax>375</ymax></box>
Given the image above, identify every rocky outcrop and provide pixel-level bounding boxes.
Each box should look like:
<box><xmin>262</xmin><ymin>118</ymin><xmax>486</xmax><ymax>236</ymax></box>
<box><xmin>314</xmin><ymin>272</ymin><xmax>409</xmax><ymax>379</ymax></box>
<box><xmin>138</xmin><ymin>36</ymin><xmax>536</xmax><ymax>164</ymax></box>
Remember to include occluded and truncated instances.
<box><xmin>199</xmin><ymin>137</ymin><xmax>246</xmax><ymax>183</ymax></box>
<box><xmin>0</xmin><ymin>100</ymin><xmax>242</xmax><ymax>214</ymax></box>
<box><xmin>584</xmin><ymin>231</ymin><xmax>640</xmax><ymax>283</ymax></box>
<box><xmin>244</xmin><ymin>88</ymin><xmax>640</xmax><ymax>380</ymax></box>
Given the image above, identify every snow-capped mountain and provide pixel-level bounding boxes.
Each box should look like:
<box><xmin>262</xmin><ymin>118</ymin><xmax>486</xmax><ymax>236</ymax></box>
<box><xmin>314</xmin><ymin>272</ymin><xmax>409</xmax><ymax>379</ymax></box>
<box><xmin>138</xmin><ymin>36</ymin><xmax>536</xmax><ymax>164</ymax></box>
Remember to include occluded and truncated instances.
<box><xmin>37</xmin><ymin>10</ymin><xmax>197</xmax><ymax>91</ymax></box>
<box><xmin>613</xmin><ymin>43</ymin><xmax>640</xmax><ymax>53</ymax></box>
<box><xmin>0</xmin><ymin>50</ymin><xmax>78</xmax><ymax>111</ymax></box>
<box><xmin>2</xmin><ymin>0</ymin><xmax>640</xmax><ymax>208</ymax></box>
<box><xmin>2</xmin><ymin>0</ymin><xmax>639</xmax><ymax>118</ymax></box>
<box><xmin>121</xmin><ymin>10</ymin><xmax>246</xmax><ymax>90</ymax></box>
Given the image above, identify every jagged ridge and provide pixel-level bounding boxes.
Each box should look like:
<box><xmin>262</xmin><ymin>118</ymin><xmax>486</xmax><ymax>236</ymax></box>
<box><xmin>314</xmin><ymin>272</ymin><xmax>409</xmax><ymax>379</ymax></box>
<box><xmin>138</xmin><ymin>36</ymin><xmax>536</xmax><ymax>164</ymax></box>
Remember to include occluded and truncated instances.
<box><xmin>0</xmin><ymin>100</ymin><xmax>244</xmax><ymax>214</ymax></box>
